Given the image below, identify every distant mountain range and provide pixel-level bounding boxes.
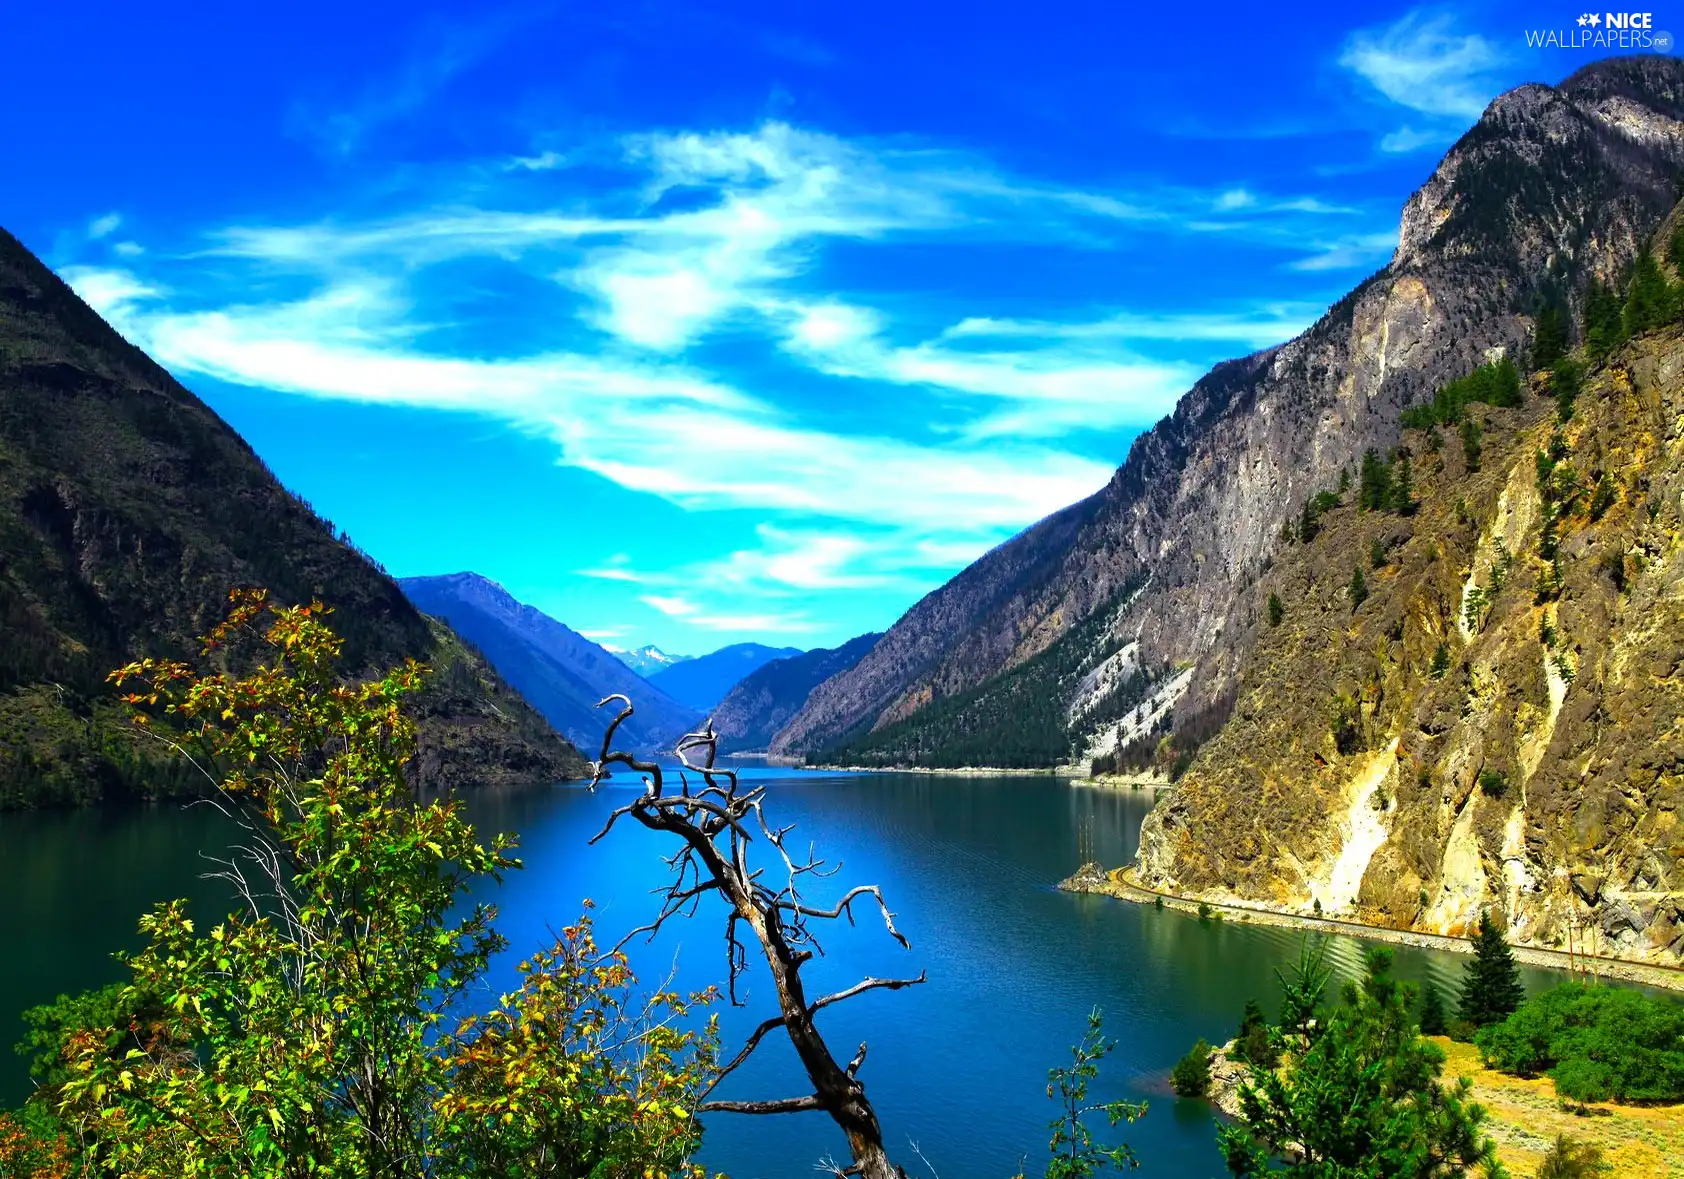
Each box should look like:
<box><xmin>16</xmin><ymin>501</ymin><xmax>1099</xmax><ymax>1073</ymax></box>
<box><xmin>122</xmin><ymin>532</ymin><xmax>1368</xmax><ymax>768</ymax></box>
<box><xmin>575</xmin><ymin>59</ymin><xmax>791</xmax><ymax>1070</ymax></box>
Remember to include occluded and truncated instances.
<box><xmin>0</xmin><ymin>228</ymin><xmax>585</xmax><ymax>808</ymax></box>
<box><xmin>710</xmin><ymin>634</ymin><xmax>880</xmax><ymax>753</ymax></box>
<box><xmin>398</xmin><ymin>573</ymin><xmax>699</xmax><ymax>752</ymax></box>
<box><xmin>647</xmin><ymin>643</ymin><xmax>805</xmax><ymax>712</ymax></box>
<box><xmin>608</xmin><ymin>644</ymin><xmax>692</xmax><ymax>678</ymax></box>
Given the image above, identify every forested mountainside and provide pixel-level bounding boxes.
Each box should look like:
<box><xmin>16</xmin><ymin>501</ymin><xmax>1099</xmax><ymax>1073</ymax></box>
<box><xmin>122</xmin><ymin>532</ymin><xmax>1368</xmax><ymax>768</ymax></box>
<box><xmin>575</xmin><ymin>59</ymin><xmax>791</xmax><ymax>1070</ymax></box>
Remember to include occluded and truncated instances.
<box><xmin>710</xmin><ymin>632</ymin><xmax>880</xmax><ymax>753</ymax></box>
<box><xmin>770</xmin><ymin>56</ymin><xmax>1684</xmax><ymax>775</ymax></box>
<box><xmin>0</xmin><ymin>228</ymin><xmax>586</xmax><ymax>807</ymax></box>
<box><xmin>399</xmin><ymin>572</ymin><xmax>699</xmax><ymax>751</ymax></box>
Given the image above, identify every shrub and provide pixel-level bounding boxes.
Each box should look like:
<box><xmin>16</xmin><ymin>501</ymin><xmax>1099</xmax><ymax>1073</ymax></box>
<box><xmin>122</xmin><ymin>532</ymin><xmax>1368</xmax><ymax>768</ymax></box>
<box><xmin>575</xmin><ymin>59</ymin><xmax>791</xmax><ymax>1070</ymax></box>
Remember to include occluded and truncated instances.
<box><xmin>1475</xmin><ymin>983</ymin><xmax>1684</xmax><ymax>1102</ymax></box>
<box><xmin>1349</xmin><ymin>568</ymin><xmax>1369</xmax><ymax>608</ymax></box>
<box><xmin>1536</xmin><ymin>1133</ymin><xmax>1610</xmax><ymax>1178</ymax></box>
<box><xmin>1171</xmin><ymin>1039</ymin><xmax>1212</xmax><ymax>1097</ymax></box>
<box><xmin>1267</xmin><ymin>593</ymin><xmax>1284</xmax><ymax>628</ymax></box>
<box><xmin>1232</xmin><ymin>999</ymin><xmax>1277</xmax><ymax>1069</ymax></box>
<box><xmin>1478</xmin><ymin>769</ymin><xmax>1509</xmax><ymax>798</ymax></box>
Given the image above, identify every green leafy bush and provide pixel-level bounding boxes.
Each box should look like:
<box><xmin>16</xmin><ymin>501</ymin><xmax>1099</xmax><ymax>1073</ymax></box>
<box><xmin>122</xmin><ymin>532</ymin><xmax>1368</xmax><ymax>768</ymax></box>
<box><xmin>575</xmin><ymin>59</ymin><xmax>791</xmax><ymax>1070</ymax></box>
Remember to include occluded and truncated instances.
<box><xmin>1171</xmin><ymin>1039</ymin><xmax>1212</xmax><ymax>1098</ymax></box>
<box><xmin>1475</xmin><ymin>983</ymin><xmax>1684</xmax><ymax>1103</ymax></box>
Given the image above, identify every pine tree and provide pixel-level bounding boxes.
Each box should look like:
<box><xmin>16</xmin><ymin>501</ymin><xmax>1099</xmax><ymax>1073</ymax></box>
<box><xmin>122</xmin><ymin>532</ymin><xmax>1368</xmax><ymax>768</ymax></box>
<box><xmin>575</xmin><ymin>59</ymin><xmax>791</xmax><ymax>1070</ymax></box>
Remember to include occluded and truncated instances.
<box><xmin>1429</xmin><ymin>642</ymin><xmax>1450</xmax><ymax>679</ymax></box>
<box><xmin>1233</xmin><ymin>999</ymin><xmax>1276</xmax><ymax>1067</ymax></box>
<box><xmin>1460</xmin><ymin>419</ymin><xmax>1482</xmax><ymax>472</ymax></box>
<box><xmin>1358</xmin><ymin>449</ymin><xmax>1393</xmax><ymax>512</ymax></box>
<box><xmin>1418</xmin><ymin>980</ymin><xmax>1448</xmax><ymax>1036</ymax></box>
<box><xmin>1551</xmin><ymin>357</ymin><xmax>1582</xmax><ymax>424</ymax></box>
<box><xmin>1531</xmin><ymin>302</ymin><xmax>1569</xmax><ymax>370</ymax></box>
<box><xmin>1267</xmin><ymin>594</ymin><xmax>1284</xmax><ymax>628</ymax></box>
<box><xmin>1348</xmin><ymin>568</ymin><xmax>1368</xmax><ymax>609</ymax></box>
<box><xmin>1583</xmin><ymin>281</ymin><xmax>1626</xmax><ymax>360</ymax></box>
<box><xmin>1171</xmin><ymin>1038</ymin><xmax>1213</xmax><ymax>1097</ymax></box>
<box><xmin>1458</xmin><ymin>910</ymin><xmax>1524</xmax><ymax>1030</ymax></box>
<box><xmin>1369</xmin><ymin>538</ymin><xmax>1387</xmax><ymax>570</ymax></box>
<box><xmin>1299</xmin><ymin>497</ymin><xmax>1320</xmax><ymax>543</ymax></box>
<box><xmin>1391</xmin><ymin>454</ymin><xmax>1415</xmax><ymax>515</ymax></box>
<box><xmin>1622</xmin><ymin>249</ymin><xmax>1676</xmax><ymax>336</ymax></box>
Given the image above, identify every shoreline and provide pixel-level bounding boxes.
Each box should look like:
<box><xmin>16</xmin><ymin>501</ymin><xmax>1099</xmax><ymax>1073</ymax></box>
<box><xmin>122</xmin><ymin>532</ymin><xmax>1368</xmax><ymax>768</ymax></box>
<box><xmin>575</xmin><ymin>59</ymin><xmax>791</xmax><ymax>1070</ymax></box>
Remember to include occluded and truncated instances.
<box><xmin>1061</xmin><ymin>864</ymin><xmax>1684</xmax><ymax>993</ymax></box>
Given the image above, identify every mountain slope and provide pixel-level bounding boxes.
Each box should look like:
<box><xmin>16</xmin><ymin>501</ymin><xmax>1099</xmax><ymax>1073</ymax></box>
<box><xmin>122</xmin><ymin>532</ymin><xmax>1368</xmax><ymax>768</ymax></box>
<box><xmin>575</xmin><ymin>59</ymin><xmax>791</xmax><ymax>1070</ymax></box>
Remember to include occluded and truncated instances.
<box><xmin>398</xmin><ymin>573</ymin><xmax>698</xmax><ymax>751</ymax></box>
<box><xmin>771</xmin><ymin>56</ymin><xmax>1684</xmax><ymax>767</ymax></box>
<box><xmin>611</xmin><ymin>645</ymin><xmax>692</xmax><ymax>678</ymax></box>
<box><xmin>1137</xmin><ymin>320</ymin><xmax>1684</xmax><ymax>967</ymax></box>
<box><xmin>0</xmin><ymin>227</ymin><xmax>586</xmax><ymax>807</ymax></box>
<box><xmin>649</xmin><ymin>643</ymin><xmax>804</xmax><ymax>712</ymax></box>
<box><xmin>710</xmin><ymin>633</ymin><xmax>881</xmax><ymax>753</ymax></box>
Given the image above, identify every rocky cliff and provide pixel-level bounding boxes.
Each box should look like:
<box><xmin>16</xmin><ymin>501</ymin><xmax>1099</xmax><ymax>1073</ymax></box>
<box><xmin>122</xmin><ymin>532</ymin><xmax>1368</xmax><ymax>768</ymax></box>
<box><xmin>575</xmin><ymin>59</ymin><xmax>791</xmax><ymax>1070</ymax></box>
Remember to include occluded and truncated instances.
<box><xmin>1138</xmin><ymin>321</ymin><xmax>1684</xmax><ymax>967</ymax></box>
<box><xmin>0</xmin><ymin>228</ymin><xmax>587</xmax><ymax>806</ymax></box>
<box><xmin>771</xmin><ymin>57</ymin><xmax>1684</xmax><ymax>772</ymax></box>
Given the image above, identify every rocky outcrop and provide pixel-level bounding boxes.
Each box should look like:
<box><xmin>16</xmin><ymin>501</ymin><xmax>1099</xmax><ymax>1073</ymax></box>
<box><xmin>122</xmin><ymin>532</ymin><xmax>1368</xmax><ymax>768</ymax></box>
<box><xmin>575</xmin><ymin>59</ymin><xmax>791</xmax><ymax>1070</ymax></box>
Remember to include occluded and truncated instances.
<box><xmin>771</xmin><ymin>58</ymin><xmax>1684</xmax><ymax>767</ymax></box>
<box><xmin>1137</xmin><ymin>327</ymin><xmax>1684</xmax><ymax>968</ymax></box>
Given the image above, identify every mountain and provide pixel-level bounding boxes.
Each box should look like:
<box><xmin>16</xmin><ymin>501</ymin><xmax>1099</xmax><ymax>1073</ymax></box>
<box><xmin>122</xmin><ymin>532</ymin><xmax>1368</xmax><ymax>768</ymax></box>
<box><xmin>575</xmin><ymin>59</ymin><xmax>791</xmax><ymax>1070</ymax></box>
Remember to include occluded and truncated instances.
<box><xmin>398</xmin><ymin>573</ymin><xmax>699</xmax><ymax>751</ymax></box>
<box><xmin>767</xmin><ymin>56</ymin><xmax>1684</xmax><ymax>967</ymax></box>
<box><xmin>709</xmin><ymin>633</ymin><xmax>881</xmax><ymax>754</ymax></box>
<box><xmin>648</xmin><ymin>642</ymin><xmax>806</xmax><ymax>712</ymax></box>
<box><xmin>0</xmin><ymin>228</ymin><xmax>586</xmax><ymax>808</ymax></box>
<box><xmin>610</xmin><ymin>644</ymin><xmax>693</xmax><ymax>678</ymax></box>
<box><xmin>772</xmin><ymin>57</ymin><xmax>1684</xmax><ymax>770</ymax></box>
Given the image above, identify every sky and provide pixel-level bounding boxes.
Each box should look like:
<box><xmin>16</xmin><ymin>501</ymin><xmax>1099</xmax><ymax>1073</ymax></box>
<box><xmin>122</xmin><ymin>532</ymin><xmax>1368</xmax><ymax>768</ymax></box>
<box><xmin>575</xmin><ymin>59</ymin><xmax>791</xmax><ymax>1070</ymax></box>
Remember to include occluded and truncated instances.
<box><xmin>0</xmin><ymin>2</ymin><xmax>1662</xmax><ymax>654</ymax></box>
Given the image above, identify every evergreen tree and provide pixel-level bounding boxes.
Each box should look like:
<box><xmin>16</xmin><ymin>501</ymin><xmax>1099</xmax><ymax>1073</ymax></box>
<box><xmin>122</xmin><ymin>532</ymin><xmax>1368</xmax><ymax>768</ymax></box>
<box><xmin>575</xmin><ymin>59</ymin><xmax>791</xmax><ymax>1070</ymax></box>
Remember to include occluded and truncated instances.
<box><xmin>1233</xmin><ymin>999</ymin><xmax>1276</xmax><ymax>1068</ymax></box>
<box><xmin>1418</xmin><ymin>981</ymin><xmax>1448</xmax><ymax>1036</ymax></box>
<box><xmin>1299</xmin><ymin>497</ymin><xmax>1320</xmax><ymax>543</ymax></box>
<box><xmin>1171</xmin><ymin>1039</ymin><xmax>1213</xmax><ymax>1097</ymax></box>
<box><xmin>1460</xmin><ymin>419</ymin><xmax>1482</xmax><ymax>472</ymax></box>
<box><xmin>1267</xmin><ymin>594</ymin><xmax>1284</xmax><ymax>628</ymax></box>
<box><xmin>1531</xmin><ymin>302</ymin><xmax>1569</xmax><ymax>370</ymax></box>
<box><xmin>1551</xmin><ymin>357</ymin><xmax>1582</xmax><ymax>424</ymax></box>
<box><xmin>1358</xmin><ymin>449</ymin><xmax>1393</xmax><ymax>511</ymax></box>
<box><xmin>1458</xmin><ymin>910</ymin><xmax>1524</xmax><ymax>1030</ymax></box>
<box><xmin>1392</xmin><ymin>454</ymin><xmax>1416</xmax><ymax>515</ymax></box>
<box><xmin>1583</xmin><ymin>281</ymin><xmax>1626</xmax><ymax>360</ymax></box>
<box><xmin>1370</xmin><ymin>538</ymin><xmax>1388</xmax><ymax>570</ymax></box>
<box><xmin>1429</xmin><ymin>642</ymin><xmax>1451</xmax><ymax>680</ymax></box>
<box><xmin>1622</xmin><ymin>249</ymin><xmax>1676</xmax><ymax>336</ymax></box>
<box><xmin>1276</xmin><ymin>939</ymin><xmax>1332</xmax><ymax>1040</ymax></box>
<box><xmin>1221</xmin><ymin>947</ymin><xmax>1501</xmax><ymax>1177</ymax></box>
<box><xmin>1349</xmin><ymin>568</ymin><xmax>1369</xmax><ymax>609</ymax></box>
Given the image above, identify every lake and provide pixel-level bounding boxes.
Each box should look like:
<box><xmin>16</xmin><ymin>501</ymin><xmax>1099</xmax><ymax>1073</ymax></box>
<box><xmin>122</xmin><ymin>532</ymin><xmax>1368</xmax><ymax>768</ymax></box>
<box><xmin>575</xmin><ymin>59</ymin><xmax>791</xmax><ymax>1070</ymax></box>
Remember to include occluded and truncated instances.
<box><xmin>0</xmin><ymin>768</ymin><xmax>1577</xmax><ymax>1177</ymax></box>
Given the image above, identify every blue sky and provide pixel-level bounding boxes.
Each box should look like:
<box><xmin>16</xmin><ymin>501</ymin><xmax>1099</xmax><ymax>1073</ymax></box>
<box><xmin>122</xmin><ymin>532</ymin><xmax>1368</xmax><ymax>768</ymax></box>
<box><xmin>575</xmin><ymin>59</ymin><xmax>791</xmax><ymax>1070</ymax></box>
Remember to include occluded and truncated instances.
<box><xmin>0</xmin><ymin>2</ymin><xmax>1658</xmax><ymax>654</ymax></box>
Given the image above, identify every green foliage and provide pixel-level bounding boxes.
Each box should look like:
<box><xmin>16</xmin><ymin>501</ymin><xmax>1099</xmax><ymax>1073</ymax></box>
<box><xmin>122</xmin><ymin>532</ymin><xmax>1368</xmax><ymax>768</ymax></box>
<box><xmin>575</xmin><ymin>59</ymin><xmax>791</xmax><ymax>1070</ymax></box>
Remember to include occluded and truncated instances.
<box><xmin>1583</xmin><ymin>281</ymin><xmax>1625</xmax><ymax>360</ymax></box>
<box><xmin>1233</xmin><ymin>999</ymin><xmax>1279</xmax><ymax>1069</ymax></box>
<box><xmin>1277</xmin><ymin>939</ymin><xmax>1333</xmax><ymax>1040</ymax></box>
<box><xmin>1430</xmin><ymin>643</ymin><xmax>1451</xmax><ymax>680</ymax></box>
<box><xmin>1419</xmin><ymin>982</ymin><xmax>1449</xmax><ymax>1037</ymax></box>
<box><xmin>1536</xmin><ymin>1134</ymin><xmax>1610</xmax><ymax>1179</ymax></box>
<box><xmin>1477</xmin><ymin>769</ymin><xmax>1509</xmax><ymax>799</ymax></box>
<box><xmin>1458</xmin><ymin>911</ymin><xmax>1525</xmax><ymax>1031</ymax></box>
<box><xmin>24</xmin><ymin>594</ymin><xmax>719</xmax><ymax>1179</ymax></box>
<box><xmin>1460</xmin><ymin>419</ymin><xmax>1483</xmax><ymax>472</ymax></box>
<box><xmin>1400</xmin><ymin>357</ymin><xmax>1523</xmax><ymax>430</ymax></box>
<box><xmin>1463</xmin><ymin>586</ymin><xmax>1487</xmax><ymax>636</ymax></box>
<box><xmin>1370</xmin><ymin>539</ymin><xmax>1388</xmax><ymax>570</ymax></box>
<box><xmin>1622</xmin><ymin>249</ymin><xmax>1677</xmax><ymax>336</ymax></box>
<box><xmin>1358</xmin><ymin>450</ymin><xmax>1394</xmax><ymax>512</ymax></box>
<box><xmin>1475</xmin><ymin>983</ymin><xmax>1684</xmax><ymax>1103</ymax></box>
<box><xmin>1044</xmin><ymin>1009</ymin><xmax>1145</xmax><ymax>1178</ymax></box>
<box><xmin>1551</xmin><ymin>357</ymin><xmax>1583</xmax><ymax>424</ymax></box>
<box><xmin>1349</xmin><ymin>569</ymin><xmax>1369</xmax><ymax>609</ymax></box>
<box><xmin>1588</xmin><ymin>476</ymin><xmax>1616</xmax><ymax>522</ymax></box>
<box><xmin>1531</xmin><ymin>303</ymin><xmax>1569</xmax><ymax>370</ymax></box>
<box><xmin>1313</xmin><ymin>490</ymin><xmax>1342</xmax><ymax>513</ymax></box>
<box><xmin>1267</xmin><ymin>593</ymin><xmax>1285</xmax><ymax>628</ymax></box>
<box><xmin>1220</xmin><ymin>943</ymin><xmax>1501</xmax><ymax>1178</ymax></box>
<box><xmin>1171</xmin><ymin>1038</ymin><xmax>1213</xmax><ymax>1098</ymax></box>
<box><xmin>1392</xmin><ymin>455</ymin><xmax>1416</xmax><ymax>516</ymax></box>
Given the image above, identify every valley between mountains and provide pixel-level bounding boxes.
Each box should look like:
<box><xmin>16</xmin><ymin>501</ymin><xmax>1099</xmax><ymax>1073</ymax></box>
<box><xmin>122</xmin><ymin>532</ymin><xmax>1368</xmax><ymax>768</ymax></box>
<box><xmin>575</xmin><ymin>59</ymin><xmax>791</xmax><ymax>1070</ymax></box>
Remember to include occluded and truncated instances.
<box><xmin>2</xmin><ymin>55</ymin><xmax>1682</xmax><ymax>978</ymax></box>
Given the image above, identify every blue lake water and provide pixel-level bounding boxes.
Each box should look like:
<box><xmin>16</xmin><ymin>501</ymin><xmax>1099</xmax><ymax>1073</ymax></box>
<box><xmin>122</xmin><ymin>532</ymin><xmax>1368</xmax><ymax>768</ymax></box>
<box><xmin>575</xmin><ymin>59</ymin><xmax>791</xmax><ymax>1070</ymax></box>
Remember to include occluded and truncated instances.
<box><xmin>0</xmin><ymin>768</ymin><xmax>1579</xmax><ymax>1177</ymax></box>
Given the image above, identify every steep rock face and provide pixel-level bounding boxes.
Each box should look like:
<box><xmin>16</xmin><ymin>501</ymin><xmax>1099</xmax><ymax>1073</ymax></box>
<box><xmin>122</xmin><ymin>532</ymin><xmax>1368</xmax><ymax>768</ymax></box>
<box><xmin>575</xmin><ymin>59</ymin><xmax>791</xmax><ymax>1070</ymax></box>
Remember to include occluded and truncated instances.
<box><xmin>772</xmin><ymin>57</ymin><xmax>1684</xmax><ymax>765</ymax></box>
<box><xmin>0</xmin><ymin>228</ymin><xmax>586</xmax><ymax>805</ymax></box>
<box><xmin>710</xmin><ymin>633</ymin><xmax>881</xmax><ymax>753</ymax></box>
<box><xmin>1138</xmin><ymin>327</ymin><xmax>1684</xmax><ymax>967</ymax></box>
<box><xmin>399</xmin><ymin>573</ymin><xmax>699</xmax><ymax>752</ymax></box>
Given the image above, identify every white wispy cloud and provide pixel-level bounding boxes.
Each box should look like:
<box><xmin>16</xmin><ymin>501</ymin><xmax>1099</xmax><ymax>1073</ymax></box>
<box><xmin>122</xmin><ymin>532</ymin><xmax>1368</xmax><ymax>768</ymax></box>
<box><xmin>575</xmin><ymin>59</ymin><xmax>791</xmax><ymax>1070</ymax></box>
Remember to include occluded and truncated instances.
<box><xmin>1340</xmin><ymin>12</ymin><xmax>1505</xmax><ymax>120</ymax></box>
<box><xmin>88</xmin><ymin>213</ymin><xmax>123</xmax><ymax>240</ymax></box>
<box><xmin>1286</xmin><ymin>231</ymin><xmax>1400</xmax><ymax>272</ymax></box>
<box><xmin>1378</xmin><ymin>125</ymin><xmax>1447</xmax><ymax>154</ymax></box>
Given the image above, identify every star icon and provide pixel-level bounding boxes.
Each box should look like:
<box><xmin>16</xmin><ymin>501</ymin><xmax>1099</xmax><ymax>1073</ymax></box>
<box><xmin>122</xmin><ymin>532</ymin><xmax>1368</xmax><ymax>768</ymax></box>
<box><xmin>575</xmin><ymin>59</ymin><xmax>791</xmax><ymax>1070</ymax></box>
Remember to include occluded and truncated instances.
<box><xmin>1589</xmin><ymin>12</ymin><xmax>1602</xmax><ymax>25</ymax></box>
<box><xmin>1578</xmin><ymin>13</ymin><xmax>1589</xmax><ymax>24</ymax></box>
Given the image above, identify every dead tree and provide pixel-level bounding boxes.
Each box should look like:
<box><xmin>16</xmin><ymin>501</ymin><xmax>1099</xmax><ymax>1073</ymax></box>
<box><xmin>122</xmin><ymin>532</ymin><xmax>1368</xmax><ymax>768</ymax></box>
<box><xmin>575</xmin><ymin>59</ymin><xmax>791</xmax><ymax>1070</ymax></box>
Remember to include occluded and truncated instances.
<box><xmin>589</xmin><ymin>695</ymin><xmax>924</xmax><ymax>1179</ymax></box>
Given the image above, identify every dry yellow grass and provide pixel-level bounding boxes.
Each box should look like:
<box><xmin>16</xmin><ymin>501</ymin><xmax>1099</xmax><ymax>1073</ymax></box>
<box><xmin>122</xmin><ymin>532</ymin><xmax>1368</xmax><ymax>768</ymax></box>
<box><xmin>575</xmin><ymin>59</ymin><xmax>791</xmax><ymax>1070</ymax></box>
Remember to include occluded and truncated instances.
<box><xmin>1436</xmin><ymin>1038</ymin><xmax>1684</xmax><ymax>1179</ymax></box>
